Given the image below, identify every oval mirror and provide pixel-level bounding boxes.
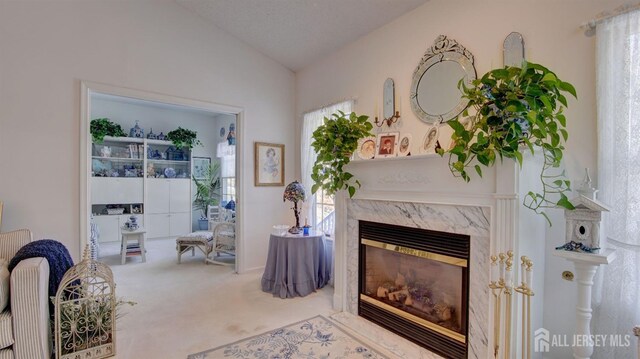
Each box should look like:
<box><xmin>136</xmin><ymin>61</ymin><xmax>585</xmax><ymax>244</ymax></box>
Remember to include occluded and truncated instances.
<box><xmin>410</xmin><ymin>35</ymin><xmax>476</xmax><ymax>124</ymax></box>
<box><xmin>383</xmin><ymin>78</ymin><xmax>395</xmax><ymax>119</ymax></box>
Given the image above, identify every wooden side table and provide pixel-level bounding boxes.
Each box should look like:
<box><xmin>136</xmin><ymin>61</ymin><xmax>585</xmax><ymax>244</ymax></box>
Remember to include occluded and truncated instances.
<box><xmin>121</xmin><ymin>228</ymin><xmax>146</xmax><ymax>264</ymax></box>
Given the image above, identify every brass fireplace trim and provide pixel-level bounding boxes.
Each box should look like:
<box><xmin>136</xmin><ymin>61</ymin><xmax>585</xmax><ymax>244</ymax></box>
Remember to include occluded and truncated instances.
<box><xmin>361</xmin><ymin>238</ymin><xmax>468</xmax><ymax>267</ymax></box>
<box><xmin>360</xmin><ymin>294</ymin><xmax>466</xmax><ymax>344</ymax></box>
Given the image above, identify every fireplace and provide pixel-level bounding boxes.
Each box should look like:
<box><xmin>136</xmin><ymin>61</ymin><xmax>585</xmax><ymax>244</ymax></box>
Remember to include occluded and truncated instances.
<box><xmin>358</xmin><ymin>220</ymin><xmax>470</xmax><ymax>359</ymax></box>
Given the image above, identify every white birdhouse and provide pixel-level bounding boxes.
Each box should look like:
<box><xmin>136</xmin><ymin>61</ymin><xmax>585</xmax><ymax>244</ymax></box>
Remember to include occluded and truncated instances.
<box><xmin>564</xmin><ymin>195</ymin><xmax>610</xmax><ymax>249</ymax></box>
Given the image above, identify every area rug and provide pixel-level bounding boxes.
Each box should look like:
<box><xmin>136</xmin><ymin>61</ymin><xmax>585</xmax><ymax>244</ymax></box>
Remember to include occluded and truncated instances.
<box><xmin>187</xmin><ymin>315</ymin><xmax>389</xmax><ymax>358</ymax></box>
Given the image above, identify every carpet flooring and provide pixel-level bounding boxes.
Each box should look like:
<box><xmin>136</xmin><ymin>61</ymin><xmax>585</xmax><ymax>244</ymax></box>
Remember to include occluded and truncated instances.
<box><xmin>97</xmin><ymin>238</ymin><xmax>336</xmax><ymax>358</ymax></box>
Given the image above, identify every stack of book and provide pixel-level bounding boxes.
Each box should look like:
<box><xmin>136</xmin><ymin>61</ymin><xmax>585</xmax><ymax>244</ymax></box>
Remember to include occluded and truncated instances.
<box><xmin>128</xmin><ymin>144</ymin><xmax>145</xmax><ymax>159</ymax></box>
<box><xmin>125</xmin><ymin>243</ymin><xmax>142</xmax><ymax>256</ymax></box>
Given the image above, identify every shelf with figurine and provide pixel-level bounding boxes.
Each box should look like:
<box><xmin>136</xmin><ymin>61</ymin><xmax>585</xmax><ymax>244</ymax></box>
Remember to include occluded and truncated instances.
<box><xmin>92</xmin><ymin>136</ymin><xmax>146</xmax><ymax>177</ymax></box>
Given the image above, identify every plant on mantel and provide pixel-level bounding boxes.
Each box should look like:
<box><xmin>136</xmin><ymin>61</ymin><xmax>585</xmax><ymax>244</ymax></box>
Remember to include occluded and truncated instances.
<box><xmin>311</xmin><ymin>111</ymin><xmax>373</xmax><ymax>198</ymax></box>
<box><xmin>437</xmin><ymin>61</ymin><xmax>577</xmax><ymax>224</ymax></box>
<box><xmin>167</xmin><ymin>127</ymin><xmax>202</xmax><ymax>149</ymax></box>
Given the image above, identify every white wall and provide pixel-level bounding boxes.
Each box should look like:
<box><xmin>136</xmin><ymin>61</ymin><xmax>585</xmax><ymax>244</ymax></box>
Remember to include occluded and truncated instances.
<box><xmin>0</xmin><ymin>0</ymin><xmax>295</xmax><ymax>272</ymax></box>
<box><xmin>295</xmin><ymin>0</ymin><xmax>626</xmax><ymax>357</ymax></box>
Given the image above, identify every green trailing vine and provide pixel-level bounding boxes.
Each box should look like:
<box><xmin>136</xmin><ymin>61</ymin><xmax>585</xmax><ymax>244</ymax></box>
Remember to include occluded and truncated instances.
<box><xmin>90</xmin><ymin>118</ymin><xmax>126</xmax><ymax>143</ymax></box>
<box><xmin>167</xmin><ymin>127</ymin><xmax>201</xmax><ymax>149</ymax></box>
<box><xmin>311</xmin><ymin>111</ymin><xmax>373</xmax><ymax>198</ymax></box>
<box><xmin>437</xmin><ymin>61</ymin><xmax>577</xmax><ymax>224</ymax></box>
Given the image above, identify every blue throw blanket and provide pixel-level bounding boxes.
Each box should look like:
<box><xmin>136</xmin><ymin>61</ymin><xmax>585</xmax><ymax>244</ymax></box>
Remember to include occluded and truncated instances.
<box><xmin>8</xmin><ymin>239</ymin><xmax>74</xmax><ymax>303</ymax></box>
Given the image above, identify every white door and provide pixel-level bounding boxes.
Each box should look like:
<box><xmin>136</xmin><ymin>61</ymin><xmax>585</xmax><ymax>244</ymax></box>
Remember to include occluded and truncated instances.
<box><xmin>169</xmin><ymin>179</ymin><xmax>191</xmax><ymax>213</ymax></box>
<box><xmin>146</xmin><ymin>179</ymin><xmax>170</xmax><ymax>214</ymax></box>
<box><xmin>146</xmin><ymin>213</ymin><xmax>170</xmax><ymax>239</ymax></box>
<box><xmin>169</xmin><ymin>212</ymin><xmax>191</xmax><ymax>237</ymax></box>
<box><xmin>92</xmin><ymin>215</ymin><xmax>120</xmax><ymax>243</ymax></box>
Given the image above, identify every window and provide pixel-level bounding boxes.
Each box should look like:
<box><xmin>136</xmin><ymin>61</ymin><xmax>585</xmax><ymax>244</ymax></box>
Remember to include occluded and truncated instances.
<box><xmin>221</xmin><ymin>177</ymin><xmax>235</xmax><ymax>204</ymax></box>
<box><xmin>218</xmin><ymin>142</ymin><xmax>236</xmax><ymax>206</ymax></box>
<box><xmin>592</xmin><ymin>11</ymin><xmax>640</xmax><ymax>358</ymax></box>
<box><xmin>301</xmin><ymin>100</ymin><xmax>353</xmax><ymax>236</ymax></box>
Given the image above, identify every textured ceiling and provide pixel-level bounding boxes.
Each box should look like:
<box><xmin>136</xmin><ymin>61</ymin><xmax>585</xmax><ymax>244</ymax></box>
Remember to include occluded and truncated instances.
<box><xmin>176</xmin><ymin>0</ymin><xmax>428</xmax><ymax>71</ymax></box>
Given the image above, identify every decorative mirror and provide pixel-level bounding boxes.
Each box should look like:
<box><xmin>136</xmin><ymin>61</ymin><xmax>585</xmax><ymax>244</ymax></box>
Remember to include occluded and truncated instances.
<box><xmin>383</xmin><ymin>78</ymin><xmax>395</xmax><ymax>119</ymax></box>
<box><xmin>410</xmin><ymin>35</ymin><xmax>476</xmax><ymax>124</ymax></box>
<box><xmin>503</xmin><ymin>32</ymin><xmax>525</xmax><ymax>67</ymax></box>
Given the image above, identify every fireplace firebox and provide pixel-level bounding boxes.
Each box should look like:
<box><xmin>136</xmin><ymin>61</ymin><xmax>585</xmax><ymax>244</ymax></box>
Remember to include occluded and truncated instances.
<box><xmin>358</xmin><ymin>221</ymin><xmax>470</xmax><ymax>359</ymax></box>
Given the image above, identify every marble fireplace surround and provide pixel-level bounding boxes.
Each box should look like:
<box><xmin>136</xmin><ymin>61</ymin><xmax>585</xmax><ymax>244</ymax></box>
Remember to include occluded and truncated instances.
<box><xmin>338</xmin><ymin>197</ymin><xmax>492</xmax><ymax>359</ymax></box>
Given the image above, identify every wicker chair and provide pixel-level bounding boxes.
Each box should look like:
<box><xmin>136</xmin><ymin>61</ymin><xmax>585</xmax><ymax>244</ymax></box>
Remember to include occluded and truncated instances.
<box><xmin>205</xmin><ymin>222</ymin><xmax>235</xmax><ymax>266</ymax></box>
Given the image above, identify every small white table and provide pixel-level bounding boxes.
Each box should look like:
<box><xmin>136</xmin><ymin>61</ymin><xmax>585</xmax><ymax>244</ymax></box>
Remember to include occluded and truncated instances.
<box><xmin>121</xmin><ymin>227</ymin><xmax>146</xmax><ymax>264</ymax></box>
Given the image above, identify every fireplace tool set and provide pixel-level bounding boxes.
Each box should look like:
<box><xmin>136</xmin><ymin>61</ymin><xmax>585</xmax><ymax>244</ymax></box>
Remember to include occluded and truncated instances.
<box><xmin>489</xmin><ymin>251</ymin><xmax>534</xmax><ymax>359</ymax></box>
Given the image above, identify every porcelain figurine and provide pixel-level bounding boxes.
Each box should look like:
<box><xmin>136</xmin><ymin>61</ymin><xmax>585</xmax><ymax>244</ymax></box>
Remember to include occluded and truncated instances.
<box><xmin>129</xmin><ymin>121</ymin><xmax>144</xmax><ymax>138</ymax></box>
<box><xmin>157</xmin><ymin>132</ymin><xmax>166</xmax><ymax>140</ymax></box>
<box><xmin>147</xmin><ymin>128</ymin><xmax>157</xmax><ymax>140</ymax></box>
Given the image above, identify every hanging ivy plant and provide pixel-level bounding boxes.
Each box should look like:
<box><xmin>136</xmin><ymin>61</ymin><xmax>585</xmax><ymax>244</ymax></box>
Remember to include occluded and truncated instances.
<box><xmin>311</xmin><ymin>111</ymin><xmax>373</xmax><ymax>198</ymax></box>
<box><xmin>166</xmin><ymin>127</ymin><xmax>202</xmax><ymax>149</ymax></box>
<box><xmin>437</xmin><ymin>61</ymin><xmax>577</xmax><ymax>224</ymax></box>
<box><xmin>90</xmin><ymin>118</ymin><xmax>126</xmax><ymax>143</ymax></box>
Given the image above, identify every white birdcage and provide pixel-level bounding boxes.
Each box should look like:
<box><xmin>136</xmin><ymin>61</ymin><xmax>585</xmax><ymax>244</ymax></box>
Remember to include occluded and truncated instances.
<box><xmin>54</xmin><ymin>247</ymin><xmax>116</xmax><ymax>359</ymax></box>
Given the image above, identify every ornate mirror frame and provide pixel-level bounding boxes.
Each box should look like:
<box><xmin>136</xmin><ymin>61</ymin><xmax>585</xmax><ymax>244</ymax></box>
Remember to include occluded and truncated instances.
<box><xmin>410</xmin><ymin>35</ymin><xmax>476</xmax><ymax>124</ymax></box>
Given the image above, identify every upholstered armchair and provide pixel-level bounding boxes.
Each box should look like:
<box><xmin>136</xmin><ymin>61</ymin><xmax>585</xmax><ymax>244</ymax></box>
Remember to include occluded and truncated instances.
<box><xmin>0</xmin><ymin>229</ymin><xmax>51</xmax><ymax>359</ymax></box>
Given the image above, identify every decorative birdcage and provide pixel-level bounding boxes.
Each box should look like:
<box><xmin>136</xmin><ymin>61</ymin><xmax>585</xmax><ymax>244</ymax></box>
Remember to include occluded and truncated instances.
<box><xmin>54</xmin><ymin>247</ymin><xmax>116</xmax><ymax>359</ymax></box>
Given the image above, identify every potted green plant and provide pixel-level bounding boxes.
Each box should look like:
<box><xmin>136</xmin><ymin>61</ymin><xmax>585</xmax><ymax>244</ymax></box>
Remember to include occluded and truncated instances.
<box><xmin>437</xmin><ymin>61</ymin><xmax>577</xmax><ymax>224</ymax></box>
<box><xmin>167</xmin><ymin>127</ymin><xmax>202</xmax><ymax>149</ymax></box>
<box><xmin>90</xmin><ymin>118</ymin><xmax>126</xmax><ymax>143</ymax></box>
<box><xmin>311</xmin><ymin>111</ymin><xmax>373</xmax><ymax>198</ymax></box>
<box><xmin>192</xmin><ymin>163</ymin><xmax>221</xmax><ymax>230</ymax></box>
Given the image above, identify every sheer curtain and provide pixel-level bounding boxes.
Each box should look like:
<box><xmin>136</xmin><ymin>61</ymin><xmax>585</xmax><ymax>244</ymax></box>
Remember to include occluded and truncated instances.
<box><xmin>594</xmin><ymin>10</ymin><xmax>640</xmax><ymax>358</ymax></box>
<box><xmin>300</xmin><ymin>100</ymin><xmax>353</xmax><ymax>222</ymax></box>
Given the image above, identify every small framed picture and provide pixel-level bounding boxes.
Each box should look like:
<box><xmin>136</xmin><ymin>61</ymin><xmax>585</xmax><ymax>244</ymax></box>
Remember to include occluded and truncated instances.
<box><xmin>192</xmin><ymin>157</ymin><xmax>211</xmax><ymax>180</ymax></box>
<box><xmin>420</xmin><ymin>125</ymin><xmax>440</xmax><ymax>154</ymax></box>
<box><xmin>255</xmin><ymin>142</ymin><xmax>285</xmax><ymax>186</ymax></box>
<box><xmin>357</xmin><ymin>136</ymin><xmax>377</xmax><ymax>160</ymax></box>
<box><xmin>376</xmin><ymin>132</ymin><xmax>399</xmax><ymax>158</ymax></box>
<box><xmin>398</xmin><ymin>134</ymin><xmax>412</xmax><ymax>157</ymax></box>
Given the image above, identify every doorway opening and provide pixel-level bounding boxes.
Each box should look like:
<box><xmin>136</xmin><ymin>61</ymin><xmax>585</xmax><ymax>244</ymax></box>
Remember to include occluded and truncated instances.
<box><xmin>80</xmin><ymin>82</ymin><xmax>244</xmax><ymax>272</ymax></box>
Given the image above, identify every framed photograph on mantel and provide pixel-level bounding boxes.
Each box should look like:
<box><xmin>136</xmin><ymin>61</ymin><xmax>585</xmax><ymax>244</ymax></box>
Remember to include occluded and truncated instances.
<box><xmin>192</xmin><ymin>157</ymin><xmax>211</xmax><ymax>180</ymax></box>
<box><xmin>255</xmin><ymin>142</ymin><xmax>285</xmax><ymax>186</ymax></box>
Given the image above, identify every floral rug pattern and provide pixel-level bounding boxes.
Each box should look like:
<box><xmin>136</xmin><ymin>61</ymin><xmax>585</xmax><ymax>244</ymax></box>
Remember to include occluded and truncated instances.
<box><xmin>188</xmin><ymin>315</ymin><xmax>389</xmax><ymax>359</ymax></box>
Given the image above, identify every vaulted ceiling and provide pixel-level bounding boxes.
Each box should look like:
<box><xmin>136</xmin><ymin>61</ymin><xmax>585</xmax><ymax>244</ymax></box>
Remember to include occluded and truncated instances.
<box><xmin>177</xmin><ymin>0</ymin><xmax>428</xmax><ymax>71</ymax></box>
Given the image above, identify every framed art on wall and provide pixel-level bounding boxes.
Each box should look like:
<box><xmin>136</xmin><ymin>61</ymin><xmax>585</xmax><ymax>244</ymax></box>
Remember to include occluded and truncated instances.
<box><xmin>255</xmin><ymin>142</ymin><xmax>284</xmax><ymax>186</ymax></box>
<box><xmin>192</xmin><ymin>157</ymin><xmax>211</xmax><ymax>180</ymax></box>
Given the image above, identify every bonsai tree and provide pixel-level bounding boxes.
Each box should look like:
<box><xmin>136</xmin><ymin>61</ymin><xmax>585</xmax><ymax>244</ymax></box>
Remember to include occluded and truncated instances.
<box><xmin>167</xmin><ymin>127</ymin><xmax>202</xmax><ymax>149</ymax></box>
<box><xmin>192</xmin><ymin>163</ymin><xmax>221</xmax><ymax>220</ymax></box>
<box><xmin>90</xmin><ymin>118</ymin><xmax>126</xmax><ymax>143</ymax></box>
<box><xmin>438</xmin><ymin>61</ymin><xmax>577</xmax><ymax>224</ymax></box>
<box><xmin>311</xmin><ymin>111</ymin><xmax>373</xmax><ymax>198</ymax></box>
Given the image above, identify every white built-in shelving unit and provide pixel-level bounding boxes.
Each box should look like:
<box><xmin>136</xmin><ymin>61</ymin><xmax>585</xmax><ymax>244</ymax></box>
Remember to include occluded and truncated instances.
<box><xmin>91</xmin><ymin>135</ymin><xmax>192</xmax><ymax>242</ymax></box>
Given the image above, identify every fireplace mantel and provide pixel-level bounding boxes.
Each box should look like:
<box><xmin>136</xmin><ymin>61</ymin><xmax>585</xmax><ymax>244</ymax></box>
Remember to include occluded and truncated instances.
<box><xmin>332</xmin><ymin>158</ymin><xmax>547</xmax><ymax>358</ymax></box>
